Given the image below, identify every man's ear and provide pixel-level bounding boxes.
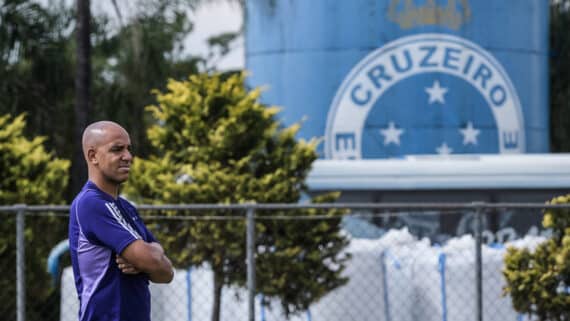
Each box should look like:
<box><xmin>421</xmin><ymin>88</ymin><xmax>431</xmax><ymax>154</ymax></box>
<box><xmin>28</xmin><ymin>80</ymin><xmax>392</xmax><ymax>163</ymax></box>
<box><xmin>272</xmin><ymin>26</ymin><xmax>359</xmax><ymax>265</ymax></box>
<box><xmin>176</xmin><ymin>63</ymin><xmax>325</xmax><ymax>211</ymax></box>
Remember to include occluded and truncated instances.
<box><xmin>87</xmin><ymin>148</ymin><xmax>98</xmax><ymax>165</ymax></box>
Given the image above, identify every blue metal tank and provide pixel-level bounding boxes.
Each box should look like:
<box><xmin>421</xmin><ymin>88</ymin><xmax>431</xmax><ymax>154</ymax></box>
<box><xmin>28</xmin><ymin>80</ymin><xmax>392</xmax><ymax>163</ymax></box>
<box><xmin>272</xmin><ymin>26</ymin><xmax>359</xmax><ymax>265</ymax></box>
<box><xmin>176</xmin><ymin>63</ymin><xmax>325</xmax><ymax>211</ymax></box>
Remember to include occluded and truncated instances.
<box><xmin>245</xmin><ymin>0</ymin><xmax>549</xmax><ymax>159</ymax></box>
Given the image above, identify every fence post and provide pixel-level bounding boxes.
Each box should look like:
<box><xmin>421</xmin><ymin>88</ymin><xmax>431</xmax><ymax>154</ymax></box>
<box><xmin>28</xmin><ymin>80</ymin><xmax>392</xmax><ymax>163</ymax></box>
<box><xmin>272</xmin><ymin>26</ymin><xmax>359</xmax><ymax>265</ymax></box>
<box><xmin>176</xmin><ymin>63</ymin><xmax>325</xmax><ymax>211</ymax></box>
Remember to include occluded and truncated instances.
<box><xmin>474</xmin><ymin>203</ymin><xmax>484</xmax><ymax>321</ymax></box>
<box><xmin>16</xmin><ymin>204</ymin><xmax>26</xmax><ymax>321</ymax></box>
<box><xmin>246</xmin><ymin>206</ymin><xmax>256</xmax><ymax>321</ymax></box>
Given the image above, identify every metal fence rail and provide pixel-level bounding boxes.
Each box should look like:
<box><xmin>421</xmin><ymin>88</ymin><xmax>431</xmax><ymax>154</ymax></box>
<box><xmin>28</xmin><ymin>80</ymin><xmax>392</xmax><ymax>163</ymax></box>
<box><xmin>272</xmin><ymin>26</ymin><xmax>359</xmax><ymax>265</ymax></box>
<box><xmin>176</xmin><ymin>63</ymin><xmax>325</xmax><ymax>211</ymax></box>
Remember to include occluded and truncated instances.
<box><xmin>0</xmin><ymin>202</ymin><xmax>566</xmax><ymax>321</ymax></box>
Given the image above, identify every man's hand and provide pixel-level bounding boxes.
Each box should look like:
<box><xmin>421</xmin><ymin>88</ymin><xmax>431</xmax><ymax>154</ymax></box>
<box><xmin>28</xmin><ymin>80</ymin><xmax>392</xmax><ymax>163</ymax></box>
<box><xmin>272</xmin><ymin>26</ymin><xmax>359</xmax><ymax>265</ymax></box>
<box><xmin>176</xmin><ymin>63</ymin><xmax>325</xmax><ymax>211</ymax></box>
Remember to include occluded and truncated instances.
<box><xmin>116</xmin><ymin>254</ymin><xmax>141</xmax><ymax>275</ymax></box>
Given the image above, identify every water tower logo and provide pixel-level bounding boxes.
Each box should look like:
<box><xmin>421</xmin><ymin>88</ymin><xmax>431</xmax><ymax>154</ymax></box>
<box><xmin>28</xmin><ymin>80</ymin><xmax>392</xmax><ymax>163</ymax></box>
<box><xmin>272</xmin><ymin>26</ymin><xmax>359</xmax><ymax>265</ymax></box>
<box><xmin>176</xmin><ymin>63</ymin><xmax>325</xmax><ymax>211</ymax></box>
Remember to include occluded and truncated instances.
<box><xmin>324</xmin><ymin>34</ymin><xmax>524</xmax><ymax>159</ymax></box>
<box><xmin>388</xmin><ymin>0</ymin><xmax>471</xmax><ymax>30</ymax></box>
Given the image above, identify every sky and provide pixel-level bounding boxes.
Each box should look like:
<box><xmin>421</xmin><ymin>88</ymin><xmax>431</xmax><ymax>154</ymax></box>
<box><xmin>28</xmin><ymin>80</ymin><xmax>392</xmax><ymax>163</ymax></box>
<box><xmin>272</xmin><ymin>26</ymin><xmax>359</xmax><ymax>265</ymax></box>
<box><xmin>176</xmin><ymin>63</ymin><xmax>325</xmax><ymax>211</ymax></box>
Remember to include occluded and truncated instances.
<box><xmin>184</xmin><ymin>1</ymin><xmax>244</xmax><ymax>70</ymax></box>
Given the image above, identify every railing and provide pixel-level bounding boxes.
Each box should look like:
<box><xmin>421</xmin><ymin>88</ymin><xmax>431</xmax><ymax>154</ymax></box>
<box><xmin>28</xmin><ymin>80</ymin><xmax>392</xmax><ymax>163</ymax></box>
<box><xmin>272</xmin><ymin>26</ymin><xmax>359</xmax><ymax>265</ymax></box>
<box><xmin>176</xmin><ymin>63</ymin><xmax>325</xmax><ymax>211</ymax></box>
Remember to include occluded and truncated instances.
<box><xmin>0</xmin><ymin>202</ymin><xmax>566</xmax><ymax>321</ymax></box>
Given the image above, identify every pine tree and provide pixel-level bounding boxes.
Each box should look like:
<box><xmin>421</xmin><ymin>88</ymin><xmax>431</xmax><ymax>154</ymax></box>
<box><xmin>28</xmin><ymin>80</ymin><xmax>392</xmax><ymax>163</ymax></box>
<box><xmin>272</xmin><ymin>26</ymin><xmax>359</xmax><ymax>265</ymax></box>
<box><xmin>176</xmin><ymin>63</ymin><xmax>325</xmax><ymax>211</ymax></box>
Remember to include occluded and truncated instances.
<box><xmin>123</xmin><ymin>73</ymin><xmax>349</xmax><ymax>321</ymax></box>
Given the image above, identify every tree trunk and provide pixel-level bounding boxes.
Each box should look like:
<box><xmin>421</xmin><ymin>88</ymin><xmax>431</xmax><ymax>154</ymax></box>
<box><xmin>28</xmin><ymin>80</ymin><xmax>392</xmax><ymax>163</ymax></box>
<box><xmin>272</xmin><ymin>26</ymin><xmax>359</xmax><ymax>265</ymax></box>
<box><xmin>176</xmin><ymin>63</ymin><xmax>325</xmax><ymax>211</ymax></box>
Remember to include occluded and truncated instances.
<box><xmin>212</xmin><ymin>270</ymin><xmax>224</xmax><ymax>321</ymax></box>
<box><xmin>71</xmin><ymin>0</ymin><xmax>91</xmax><ymax>197</ymax></box>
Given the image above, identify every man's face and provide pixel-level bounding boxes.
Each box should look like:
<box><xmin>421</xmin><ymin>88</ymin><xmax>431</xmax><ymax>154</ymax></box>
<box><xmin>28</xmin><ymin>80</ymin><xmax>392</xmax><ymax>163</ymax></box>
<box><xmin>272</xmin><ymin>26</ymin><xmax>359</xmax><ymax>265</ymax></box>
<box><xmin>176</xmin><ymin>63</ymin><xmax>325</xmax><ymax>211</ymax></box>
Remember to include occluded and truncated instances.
<box><xmin>92</xmin><ymin>127</ymin><xmax>133</xmax><ymax>185</ymax></box>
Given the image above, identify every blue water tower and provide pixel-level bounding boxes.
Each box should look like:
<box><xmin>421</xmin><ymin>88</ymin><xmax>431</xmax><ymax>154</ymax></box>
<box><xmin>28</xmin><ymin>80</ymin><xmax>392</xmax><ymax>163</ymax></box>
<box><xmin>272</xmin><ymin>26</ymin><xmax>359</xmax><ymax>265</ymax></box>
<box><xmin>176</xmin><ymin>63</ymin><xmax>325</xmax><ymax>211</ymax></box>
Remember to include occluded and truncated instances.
<box><xmin>245</xmin><ymin>0</ymin><xmax>549</xmax><ymax>159</ymax></box>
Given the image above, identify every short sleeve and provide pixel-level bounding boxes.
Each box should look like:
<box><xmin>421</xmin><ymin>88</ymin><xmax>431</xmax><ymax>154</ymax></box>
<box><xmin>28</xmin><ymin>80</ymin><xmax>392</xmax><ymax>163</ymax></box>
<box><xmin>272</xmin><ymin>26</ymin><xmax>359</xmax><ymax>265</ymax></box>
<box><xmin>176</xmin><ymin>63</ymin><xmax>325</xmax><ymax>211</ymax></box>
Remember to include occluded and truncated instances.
<box><xmin>76</xmin><ymin>193</ymin><xmax>141</xmax><ymax>255</ymax></box>
<box><xmin>120</xmin><ymin>198</ymin><xmax>157</xmax><ymax>243</ymax></box>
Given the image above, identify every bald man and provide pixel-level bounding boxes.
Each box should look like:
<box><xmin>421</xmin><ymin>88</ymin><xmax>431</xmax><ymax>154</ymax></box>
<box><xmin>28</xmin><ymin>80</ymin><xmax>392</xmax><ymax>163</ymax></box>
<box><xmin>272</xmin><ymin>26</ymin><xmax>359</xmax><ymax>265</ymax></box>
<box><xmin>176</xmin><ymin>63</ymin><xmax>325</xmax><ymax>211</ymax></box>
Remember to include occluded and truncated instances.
<box><xmin>69</xmin><ymin>121</ymin><xmax>174</xmax><ymax>321</ymax></box>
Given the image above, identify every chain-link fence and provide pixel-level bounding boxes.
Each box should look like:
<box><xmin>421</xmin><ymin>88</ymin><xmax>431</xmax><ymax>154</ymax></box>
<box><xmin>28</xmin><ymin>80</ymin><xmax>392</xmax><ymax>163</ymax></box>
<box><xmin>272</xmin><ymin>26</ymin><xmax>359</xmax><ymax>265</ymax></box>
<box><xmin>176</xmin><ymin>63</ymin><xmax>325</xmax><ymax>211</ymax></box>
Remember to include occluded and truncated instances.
<box><xmin>0</xmin><ymin>202</ymin><xmax>565</xmax><ymax>321</ymax></box>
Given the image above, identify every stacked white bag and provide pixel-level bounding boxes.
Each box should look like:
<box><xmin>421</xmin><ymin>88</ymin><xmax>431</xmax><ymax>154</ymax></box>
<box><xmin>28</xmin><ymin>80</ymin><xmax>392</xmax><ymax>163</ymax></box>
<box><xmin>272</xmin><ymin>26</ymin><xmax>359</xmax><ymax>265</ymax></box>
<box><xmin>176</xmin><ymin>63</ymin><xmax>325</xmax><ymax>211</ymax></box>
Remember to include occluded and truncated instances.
<box><xmin>382</xmin><ymin>235</ymin><xmax>431</xmax><ymax>321</ymax></box>
<box><xmin>388</xmin><ymin>233</ymin><xmax>546</xmax><ymax>321</ymax></box>
<box><xmin>309</xmin><ymin>228</ymin><xmax>419</xmax><ymax>321</ymax></box>
<box><xmin>59</xmin><ymin>232</ymin><xmax>547</xmax><ymax>321</ymax></box>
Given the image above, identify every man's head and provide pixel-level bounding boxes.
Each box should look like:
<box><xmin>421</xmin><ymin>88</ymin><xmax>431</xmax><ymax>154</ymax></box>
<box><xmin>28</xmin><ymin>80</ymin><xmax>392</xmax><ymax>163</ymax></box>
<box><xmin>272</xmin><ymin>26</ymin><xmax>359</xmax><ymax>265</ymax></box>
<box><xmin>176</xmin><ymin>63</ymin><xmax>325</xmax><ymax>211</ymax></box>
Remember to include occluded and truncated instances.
<box><xmin>82</xmin><ymin>121</ymin><xmax>132</xmax><ymax>186</ymax></box>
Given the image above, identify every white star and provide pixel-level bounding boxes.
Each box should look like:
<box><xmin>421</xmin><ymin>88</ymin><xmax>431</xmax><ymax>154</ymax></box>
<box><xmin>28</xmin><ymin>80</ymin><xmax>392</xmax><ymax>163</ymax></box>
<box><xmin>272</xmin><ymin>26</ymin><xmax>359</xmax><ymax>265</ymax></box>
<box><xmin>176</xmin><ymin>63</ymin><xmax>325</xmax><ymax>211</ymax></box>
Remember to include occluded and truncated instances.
<box><xmin>380</xmin><ymin>122</ymin><xmax>405</xmax><ymax>146</ymax></box>
<box><xmin>425</xmin><ymin>80</ymin><xmax>448</xmax><ymax>104</ymax></box>
<box><xmin>460</xmin><ymin>122</ymin><xmax>480</xmax><ymax>145</ymax></box>
<box><xmin>436</xmin><ymin>142</ymin><xmax>453</xmax><ymax>155</ymax></box>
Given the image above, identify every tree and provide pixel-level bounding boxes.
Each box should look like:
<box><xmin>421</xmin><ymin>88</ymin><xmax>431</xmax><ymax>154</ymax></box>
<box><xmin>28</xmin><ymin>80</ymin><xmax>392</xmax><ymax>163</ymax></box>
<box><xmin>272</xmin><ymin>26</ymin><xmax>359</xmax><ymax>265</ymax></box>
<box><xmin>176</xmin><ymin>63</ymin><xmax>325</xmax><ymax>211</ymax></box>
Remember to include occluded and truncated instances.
<box><xmin>550</xmin><ymin>0</ymin><xmax>570</xmax><ymax>152</ymax></box>
<box><xmin>91</xmin><ymin>1</ymin><xmax>204</xmax><ymax>157</ymax></box>
<box><xmin>503</xmin><ymin>194</ymin><xmax>570</xmax><ymax>321</ymax></box>
<box><xmin>0</xmin><ymin>113</ymin><xmax>70</xmax><ymax>321</ymax></box>
<box><xmin>123</xmin><ymin>72</ymin><xmax>349</xmax><ymax>321</ymax></box>
<box><xmin>0</xmin><ymin>0</ymin><xmax>76</xmax><ymax>166</ymax></box>
<box><xmin>71</xmin><ymin>0</ymin><xmax>92</xmax><ymax>202</ymax></box>
<box><xmin>77</xmin><ymin>0</ymin><xmax>207</xmax><ymax>195</ymax></box>
<box><xmin>0</xmin><ymin>0</ymin><xmax>229</xmax><ymax>198</ymax></box>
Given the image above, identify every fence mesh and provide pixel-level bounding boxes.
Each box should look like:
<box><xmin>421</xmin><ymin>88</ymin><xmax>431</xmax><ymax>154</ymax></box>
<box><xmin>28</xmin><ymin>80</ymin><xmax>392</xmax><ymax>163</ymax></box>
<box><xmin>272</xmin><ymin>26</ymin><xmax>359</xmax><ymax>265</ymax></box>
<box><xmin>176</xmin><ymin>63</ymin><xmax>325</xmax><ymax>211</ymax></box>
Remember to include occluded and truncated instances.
<box><xmin>0</xmin><ymin>204</ymin><xmax>554</xmax><ymax>321</ymax></box>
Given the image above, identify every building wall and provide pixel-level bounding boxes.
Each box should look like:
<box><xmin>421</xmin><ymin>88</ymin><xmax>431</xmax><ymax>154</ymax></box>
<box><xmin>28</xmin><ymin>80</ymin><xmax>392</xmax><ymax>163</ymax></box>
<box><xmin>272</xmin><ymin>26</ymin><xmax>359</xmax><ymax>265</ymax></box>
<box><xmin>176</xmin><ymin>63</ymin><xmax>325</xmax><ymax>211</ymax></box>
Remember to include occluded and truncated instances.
<box><xmin>245</xmin><ymin>0</ymin><xmax>549</xmax><ymax>158</ymax></box>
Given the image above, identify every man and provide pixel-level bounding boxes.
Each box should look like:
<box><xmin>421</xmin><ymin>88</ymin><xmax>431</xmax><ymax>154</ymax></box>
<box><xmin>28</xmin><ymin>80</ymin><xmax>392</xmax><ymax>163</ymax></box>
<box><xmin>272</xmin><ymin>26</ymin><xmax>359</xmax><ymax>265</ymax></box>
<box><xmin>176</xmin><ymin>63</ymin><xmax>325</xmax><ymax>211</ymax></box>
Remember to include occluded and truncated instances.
<box><xmin>69</xmin><ymin>121</ymin><xmax>174</xmax><ymax>321</ymax></box>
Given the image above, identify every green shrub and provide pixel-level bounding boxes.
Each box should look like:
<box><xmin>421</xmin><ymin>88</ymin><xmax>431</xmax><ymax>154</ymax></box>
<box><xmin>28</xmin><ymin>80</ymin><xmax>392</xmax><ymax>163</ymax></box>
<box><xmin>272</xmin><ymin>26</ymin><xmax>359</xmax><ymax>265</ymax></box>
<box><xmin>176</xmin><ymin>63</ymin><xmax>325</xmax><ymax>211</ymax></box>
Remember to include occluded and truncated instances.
<box><xmin>124</xmin><ymin>73</ymin><xmax>349</xmax><ymax>320</ymax></box>
<box><xmin>503</xmin><ymin>194</ymin><xmax>570</xmax><ymax>321</ymax></box>
<box><xmin>0</xmin><ymin>113</ymin><xmax>70</xmax><ymax>320</ymax></box>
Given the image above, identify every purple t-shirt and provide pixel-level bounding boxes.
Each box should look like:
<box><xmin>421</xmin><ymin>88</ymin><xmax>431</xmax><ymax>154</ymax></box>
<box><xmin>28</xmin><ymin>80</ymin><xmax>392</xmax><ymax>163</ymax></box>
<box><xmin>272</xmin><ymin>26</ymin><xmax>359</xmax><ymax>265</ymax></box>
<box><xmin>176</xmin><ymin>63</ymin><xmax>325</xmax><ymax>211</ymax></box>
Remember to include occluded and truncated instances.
<box><xmin>69</xmin><ymin>181</ymin><xmax>156</xmax><ymax>321</ymax></box>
